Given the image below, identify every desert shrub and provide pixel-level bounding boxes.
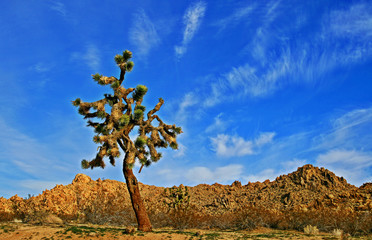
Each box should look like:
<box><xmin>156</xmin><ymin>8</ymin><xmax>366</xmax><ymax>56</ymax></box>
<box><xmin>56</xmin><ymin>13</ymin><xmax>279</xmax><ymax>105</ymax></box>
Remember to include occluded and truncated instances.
<box><xmin>158</xmin><ymin>185</ymin><xmax>194</xmax><ymax>229</ymax></box>
<box><xmin>22</xmin><ymin>210</ymin><xmax>63</xmax><ymax>225</ymax></box>
<box><xmin>0</xmin><ymin>212</ymin><xmax>15</xmax><ymax>222</ymax></box>
<box><xmin>304</xmin><ymin>225</ymin><xmax>319</xmax><ymax>235</ymax></box>
<box><xmin>232</xmin><ymin>206</ymin><xmax>282</xmax><ymax>230</ymax></box>
<box><xmin>332</xmin><ymin>228</ymin><xmax>343</xmax><ymax>237</ymax></box>
<box><xmin>147</xmin><ymin>201</ymin><xmax>372</xmax><ymax>235</ymax></box>
<box><xmin>278</xmin><ymin>208</ymin><xmax>372</xmax><ymax>236</ymax></box>
<box><xmin>163</xmin><ymin>186</ymin><xmax>190</xmax><ymax>211</ymax></box>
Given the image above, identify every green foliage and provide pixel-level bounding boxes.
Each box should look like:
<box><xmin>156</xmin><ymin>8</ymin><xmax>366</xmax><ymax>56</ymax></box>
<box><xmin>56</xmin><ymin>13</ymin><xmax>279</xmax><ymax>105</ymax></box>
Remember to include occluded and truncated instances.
<box><xmin>126</xmin><ymin>61</ymin><xmax>134</xmax><ymax>72</ymax></box>
<box><xmin>151</xmin><ymin>152</ymin><xmax>162</xmax><ymax>162</ymax></box>
<box><xmin>145</xmin><ymin>160</ymin><xmax>151</xmax><ymax>167</ymax></box>
<box><xmin>139</xmin><ymin>157</ymin><xmax>147</xmax><ymax>165</ymax></box>
<box><xmin>72</xmin><ymin>98</ymin><xmax>81</xmax><ymax>106</ymax></box>
<box><xmin>92</xmin><ymin>73</ymin><xmax>102</xmax><ymax>82</ymax></box>
<box><xmin>135</xmin><ymin>137</ymin><xmax>146</xmax><ymax>148</ymax></box>
<box><xmin>170</xmin><ymin>142</ymin><xmax>178</xmax><ymax>150</ymax></box>
<box><xmin>135</xmin><ymin>105</ymin><xmax>146</xmax><ymax>112</ymax></box>
<box><xmin>78</xmin><ymin>106</ymin><xmax>89</xmax><ymax>115</ymax></box>
<box><xmin>127</xmin><ymin>162</ymin><xmax>134</xmax><ymax>169</ymax></box>
<box><xmin>92</xmin><ymin>73</ymin><xmax>104</xmax><ymax>85</ymax></box>
<box><xmin>111</xmin><ymin>80</ymin><xmax>120</xmax><ymax>89</ymax></box>
<box><xmin>81</xmin><ymin>160</ymin><xmax>90</xmax><ymax>169</ymax></box>
<box><xmin>158</xmin><ymin>140</ymin><xmax>168</xmax><ymax>148</ymax></box>
<box><xmin>164</xmin><ymin>186</ymin><xmax>190</xmax><ymax>211</ymax></box>
<box><xmin>174</xmin><ymin>127</ymin><xmax>182</xmax><ymax>134</ymax></box>
<box><xmin>115</xmin><ymin>50</ymin><xmax>132</xmax><ymax>66</ymax></box>
<box><xmin>133</xmin><ymin>85</ymin><xmax>148</xmax><ymax>101</ymax></box>
<box><xmin>114</xmin><ymin>54</ymin><xmax>124</xmax><ymax>64</ymax></box>
<box><xmin>97</xmin><ymin>111</ymin><xmax>106</xmax><ymax>119</ymax></box>
<box><xmin>95</xmin><ymin>124</ymin><xmax>108</xmax><ymax>135</ymax></box>
<box><xmin>123</xmin><ymin>50</ymin><xmax>132</xmax><ymax>61</ymax></box>
<box><xmin>119</xmin><ymin>115</ymin><xmax>130</xmax><ymax>127</ymax></box>
<box><xmin>133</xmin><ymin>109</ymin><xmax>144</xmax><ymax>121</ymax></box>
<box><xmin>93</xmin><ymin>135</ymin><xmax>101</xmax><ymax>144</ymax></box>
<box><xmin>104</xmin><ymin>94</ymin><xmax>118</xmax><ymax>107</ymax></box>
<box><xmin>73</xmin><ymin>50</ymin><xmax>183</xmax><ymax>173</ymax></box>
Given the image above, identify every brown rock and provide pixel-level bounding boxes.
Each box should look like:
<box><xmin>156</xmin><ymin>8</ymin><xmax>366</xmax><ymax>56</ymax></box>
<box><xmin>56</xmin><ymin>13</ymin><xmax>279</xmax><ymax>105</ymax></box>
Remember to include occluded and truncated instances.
<box><xmin>0</xmin><ymin>164</ymin><xmax>368</xmax><ymax>225</ymax></box>
<box><xmin>73</xmin><ymin>174</ymin><xmax>92</xmax><ymax>184</ymax></box>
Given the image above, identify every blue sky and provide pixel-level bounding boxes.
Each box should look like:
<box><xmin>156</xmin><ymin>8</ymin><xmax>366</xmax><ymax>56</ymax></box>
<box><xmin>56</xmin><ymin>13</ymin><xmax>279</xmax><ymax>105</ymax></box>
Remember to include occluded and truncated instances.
<box><xmin>1</xmin><ymin>0</ymin><xmax>372</xmax><ymax>198</ymax></box>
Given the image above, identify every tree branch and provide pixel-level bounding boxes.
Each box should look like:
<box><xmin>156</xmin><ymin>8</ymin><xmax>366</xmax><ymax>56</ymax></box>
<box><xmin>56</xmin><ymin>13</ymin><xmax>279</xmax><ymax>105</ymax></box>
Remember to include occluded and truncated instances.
<box><xmin>119</xmin><ymin>69</ymin><xmax>125</xmax><ymax>83</ymax></box>
<box><xmin>147</xmin><ymin>98</ymin><xmax>164</xmax><ymax>120</ymax></box>
<box><xmin>138</xmin><ymin>164</ymin><xmax>144</xmax><ymax>173</ymax></box>
<box><xmin>117</xmin><ymin>138</ymin><xmax>126</xmax><ymax>152</ymax></box>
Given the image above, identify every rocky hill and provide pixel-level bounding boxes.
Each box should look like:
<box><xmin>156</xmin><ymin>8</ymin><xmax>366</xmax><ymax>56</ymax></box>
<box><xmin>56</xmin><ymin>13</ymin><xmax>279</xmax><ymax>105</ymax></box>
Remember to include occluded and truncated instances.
<box><xmin>0</xmin><ymin>164</ymin><xmax>371</xmax><ymax>225</ymax></box>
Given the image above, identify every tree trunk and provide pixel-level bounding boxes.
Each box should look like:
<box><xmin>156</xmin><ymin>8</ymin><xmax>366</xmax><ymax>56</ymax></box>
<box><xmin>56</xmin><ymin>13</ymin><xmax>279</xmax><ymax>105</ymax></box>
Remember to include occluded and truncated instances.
<box><xmin>123</xmin><ymin>152</ymin><xmax>152</xmax><ymax>232</ymax></box>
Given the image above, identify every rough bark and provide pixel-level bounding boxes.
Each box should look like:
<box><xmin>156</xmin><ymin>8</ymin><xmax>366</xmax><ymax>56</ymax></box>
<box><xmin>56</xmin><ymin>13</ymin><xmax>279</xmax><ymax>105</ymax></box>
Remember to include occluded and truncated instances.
<box><xmin>123</xmin><ymin>152</ymin><xmax>152</xmax><ymax>232</ymax></box>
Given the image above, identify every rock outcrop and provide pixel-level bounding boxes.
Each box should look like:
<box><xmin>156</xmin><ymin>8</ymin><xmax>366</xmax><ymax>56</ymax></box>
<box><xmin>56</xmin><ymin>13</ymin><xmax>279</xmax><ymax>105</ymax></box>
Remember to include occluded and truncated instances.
<box><xmin>0</xmin><ymin>164</ymin><xmax>371</xmax><ymax>225</ymax></box>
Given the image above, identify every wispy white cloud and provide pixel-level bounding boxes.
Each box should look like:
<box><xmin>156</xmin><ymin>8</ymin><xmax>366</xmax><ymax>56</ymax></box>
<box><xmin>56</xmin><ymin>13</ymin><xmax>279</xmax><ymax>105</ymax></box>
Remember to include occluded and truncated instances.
<box><xmin>197</xmin><ymin>2</ymin><xmax>372</xmax><ymax>107</ymax></box>
<box><xmin>175</xmin><ymin>92</ymin><xmax>199</xmax><ymax>123</ymax></box>
<box><xmin>26</xmin><ymin>63</ymin><xmax>52</xmax><ymax>88</ymax></box>
<box><xmin>264</xmin><ymin>0</ymin><xmax>282</xmax><ymax>23</ymax></box>
<box><xmin>211</xmin><ymin>134</ymin><xmax>253</xmax><ymax>157</ymax></box>
<box><xmin>310</xmin><ymin>107</ymin><xmax>372</xmax><ymax>186</ymax></box>
<box><xmin>327</xmin><ymin>3</ymin><xmax>372</xmax><ymax>39</ymax></box>
<box><xmin>210</xmin><ymin>132</ymin><xmax>275</xmax><ymax>157</ymax></box>
<box><xmin>149</xmin><ymin>163</ymin><xmax>244</xmax><ymax>186</ymax></box>
<box><xmin>49</xmin><ymin>0</ymin><xmax>66</xmax><ymax>16</ymax></box>
<box><xmin>205</xmin><ymin>113</ymin><xmax>228</xmax><ymax>133</ymax></box>
<box><xmin>17</xmin><ymin>180</ymin><xmax>60</xmax><ymax>194</ymax></box>
<box><xmin>245</xmin><ymin>168</ymin><xmax>277</xmax><ymax>182</ymax></box>
<box><xmin>316</xmin><ymin>149</ymin><xmax>372</xmax><ymax>186</ymax></box>
<box><xmin>186</xmin><ymin>164</ymin><xmax>244</xmax><ymax>184</ymax></box>
<box><xmin>0</xmin><ymin>114</ymin><xmax>99</xmax><ymax>197</ymax></box>
<box><xmin>259</xmin><ymin>106</ymin><xmax>372</xmax><ymax>186</ymax></box>
<box><xmin>280</xmin><ymin>158</ymin><xmax>307</xmax><ymax>173</ymax></box>
<box><xmin>129</xmin><ymin>9</ymin><xmax>160</xmax><ymax>58</ymax></box>
<box><xmin>29</xmin><ymin>62</ymin><xmax>51</xmax><ymax>73</ymax></box>
<box><xmin>314</xmin><ymin>107</ymin><xmax>372</xmax><ymax>151</ymax></box>
<box><xmin>175</xmin><ymin>1</ymin><xmax>206</xmax><ymax>58</ymax></box>
<box><xmin>255</xmin><ymin>132</ymin><xmax>276</xmax><ymax>147</ymax></box>
<box><xmin>0</xmin><ymin>119</ymin><xmax>71</xmax><ymax>179</ymax></box>
<box><xmin>203</xmin><ymin>58</ymin><xmax>289</xmax><ymax>107</ymax></box>
<box><xmin>214</xmin><ymin>5</ymin><xmax>255</xmax><ymax>32</ymax></box>
<box><xmin>174</xmin><ymin>143</ymin><xmax>187</xmax><ymax>158</ymax></box>
<box><xmin>321</xmin><ymin>3</ymin><xmax>372</xmax><ymax>66</ymax></box>
<box><xmin>71</xmin><ymin>44</ymin><xmax>100</xmax><ymax>71</ymax></box>
<box><xmin>244</xmin><ymin>158</ymin><xmax>307</xmax><ymax>183</ymax></box>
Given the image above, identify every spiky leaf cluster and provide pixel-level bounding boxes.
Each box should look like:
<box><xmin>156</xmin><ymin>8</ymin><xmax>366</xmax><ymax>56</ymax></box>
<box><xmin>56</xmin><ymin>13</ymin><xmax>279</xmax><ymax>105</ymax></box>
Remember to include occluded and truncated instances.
<box><xmin>115</xmin><ymin>50</ymin><xmax>134</xmax><ymax>72</ymax></box>
<box><xmin>73</xmin><ymin>50</ymin><xmax>182</xmax><ymax>171</ymax></box>
<box><xmin>133</xmin><ymin>85</ymin><xmax>148</xmax><ymax>101</ymax></box>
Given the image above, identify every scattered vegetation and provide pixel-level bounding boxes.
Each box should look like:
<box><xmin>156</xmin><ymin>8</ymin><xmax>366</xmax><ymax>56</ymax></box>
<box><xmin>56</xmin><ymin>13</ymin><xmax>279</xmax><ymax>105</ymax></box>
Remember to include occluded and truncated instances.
<box><xmin>64</xmin><ymin>225</ymin><xmax>138</xmax><ymax>237</ymax></box>
<box><xmin>0</xmin><ymin>224</ymin><xmax>18</xmax><ymax>234</ymax></box>
<box><xmin>148</xmin><ymin>204</ymin><xmax>372</xmax><ymax>236</ymax></box>
<box><xmin>0</xmin><ymin>222</ymin><xmax>371</xmax><ymax>239</ymax></box>
<box><xmin>304</xmin><ymin>225</ymin><xmax>319</xmax><ymax>235</ymax></box>
<box><xmin>332</xmin><ymin>228</ymin><xmax>343</xmax><ymax>237</ymax></box>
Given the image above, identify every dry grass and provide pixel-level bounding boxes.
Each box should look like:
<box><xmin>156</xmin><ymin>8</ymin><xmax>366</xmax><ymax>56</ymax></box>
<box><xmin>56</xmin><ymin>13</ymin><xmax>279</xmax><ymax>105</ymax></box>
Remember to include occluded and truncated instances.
<box><xmin>3</xmin><ymin>200</ymin><xmax>372</xmax><ymax>237</ymax></box>
<box><xmin>148</xmin><ymin>205</ymin><xmax>372</xmax><ymax>236</ymax></box>
<box><xmin>304</xmin><ymin>225</ymin><xmax>319</xmax><ymax>235</ymax></box>
<box><xmin>333</xmin><ymin>228</ymin><xmax>343</xmax><ymax>237</ymax></box>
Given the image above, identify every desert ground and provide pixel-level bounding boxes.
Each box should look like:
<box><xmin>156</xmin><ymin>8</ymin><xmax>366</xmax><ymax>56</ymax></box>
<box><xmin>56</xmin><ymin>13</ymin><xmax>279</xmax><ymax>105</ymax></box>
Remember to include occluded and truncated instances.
<box><xmin>1</xmin><ymin>165</ymin><xmax>371</xmax><ymax>239</ymax></box>
<box><xmin>1</xmin><ymin>222</ymin><xmax>371</xmax><ymax>240</ymax></box>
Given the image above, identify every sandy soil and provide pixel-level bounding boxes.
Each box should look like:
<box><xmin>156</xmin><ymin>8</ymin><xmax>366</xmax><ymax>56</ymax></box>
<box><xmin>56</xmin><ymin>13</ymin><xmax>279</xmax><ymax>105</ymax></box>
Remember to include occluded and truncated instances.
<box><xmin>0</xmin><ymin>223</ymin><xmax>371</xmax><ymax>240</ymax></box>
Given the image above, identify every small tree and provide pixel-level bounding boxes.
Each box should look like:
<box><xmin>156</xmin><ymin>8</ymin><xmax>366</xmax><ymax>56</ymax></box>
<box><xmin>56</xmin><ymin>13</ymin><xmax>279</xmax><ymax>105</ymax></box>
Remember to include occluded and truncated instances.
<box><xmin>72</xmin><ymin>50</ymin><xmax>182</xmax><ymax>231</ymax></box>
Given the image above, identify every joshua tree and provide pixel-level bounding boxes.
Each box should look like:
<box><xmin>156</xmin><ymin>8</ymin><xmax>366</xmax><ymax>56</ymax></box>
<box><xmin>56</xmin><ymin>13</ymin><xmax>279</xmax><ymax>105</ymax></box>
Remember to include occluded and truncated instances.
<box><xmin>72</xmin><ymin>50</ymin><xmax>182</xmax><ymax>232</ymax></box>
